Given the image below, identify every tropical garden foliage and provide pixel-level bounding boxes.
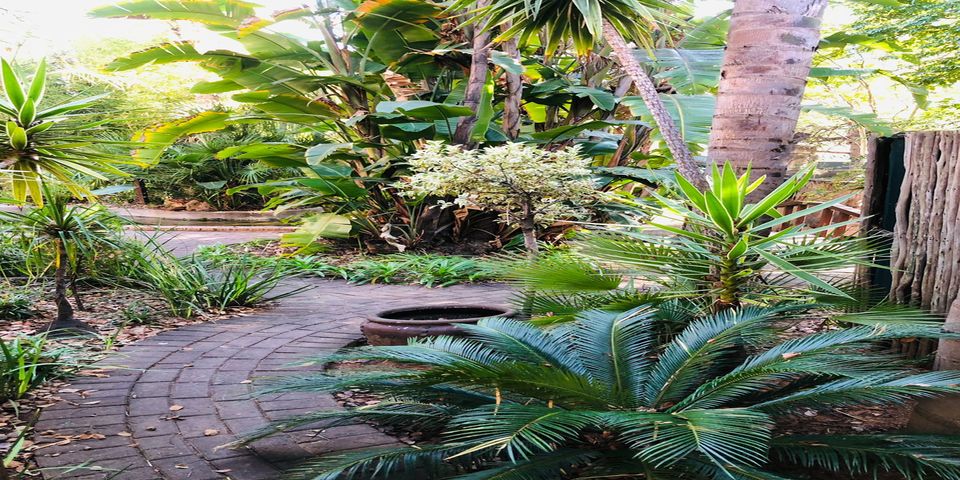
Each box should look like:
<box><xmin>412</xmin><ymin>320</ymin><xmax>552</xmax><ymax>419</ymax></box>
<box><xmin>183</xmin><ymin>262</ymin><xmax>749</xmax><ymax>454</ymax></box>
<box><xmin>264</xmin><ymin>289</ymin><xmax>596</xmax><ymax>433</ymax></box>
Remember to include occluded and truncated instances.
<box><xmin>247</xmin><ymin>165</ymin><xmax>960</xmax><ymax>479</ymax></box>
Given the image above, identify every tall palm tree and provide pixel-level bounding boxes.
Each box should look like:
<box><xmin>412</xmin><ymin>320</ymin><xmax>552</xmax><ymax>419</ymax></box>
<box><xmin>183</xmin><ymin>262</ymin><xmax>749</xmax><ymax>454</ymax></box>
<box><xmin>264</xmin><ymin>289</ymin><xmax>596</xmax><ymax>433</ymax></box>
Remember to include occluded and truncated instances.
<box><xmin>453</xmin><ymin>0</ymin><xmax>707</xmax><ymax>187</ymax></box>
<box><xmin>707</xmin><ymin>0</ymin><xmax>829</xmax><ymax>197</ymax></box>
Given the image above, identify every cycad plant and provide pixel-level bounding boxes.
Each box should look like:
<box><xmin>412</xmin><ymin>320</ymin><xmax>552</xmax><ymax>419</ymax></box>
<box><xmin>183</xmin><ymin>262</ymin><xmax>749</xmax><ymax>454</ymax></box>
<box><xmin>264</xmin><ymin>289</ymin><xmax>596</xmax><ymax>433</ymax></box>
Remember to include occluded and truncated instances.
<box><xmin>0</xmin><ymin>58</ymin><xmax>130</xmax><ymax>205</ymax></box>
<box><xmin>251</xmin><ymin>309</ymin><xmax>960</xmax><ymax>479</ymax></box>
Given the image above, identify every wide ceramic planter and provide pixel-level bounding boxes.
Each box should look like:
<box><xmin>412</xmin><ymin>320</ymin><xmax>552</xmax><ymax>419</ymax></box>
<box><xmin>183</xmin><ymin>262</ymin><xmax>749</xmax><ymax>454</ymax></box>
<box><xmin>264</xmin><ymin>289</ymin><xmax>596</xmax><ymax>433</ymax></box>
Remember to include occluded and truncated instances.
<box><xmin>363</xmin><ymin>304</ymin><xmax>515</xmax><ymax>346</ymax></box>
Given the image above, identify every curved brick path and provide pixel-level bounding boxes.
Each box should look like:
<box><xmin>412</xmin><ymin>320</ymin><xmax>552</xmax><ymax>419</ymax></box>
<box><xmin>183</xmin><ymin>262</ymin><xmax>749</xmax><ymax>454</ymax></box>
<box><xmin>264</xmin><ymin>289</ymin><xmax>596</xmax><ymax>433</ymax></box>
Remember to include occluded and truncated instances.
<box><xmin>34</xmin><ymin>279</ymin><xmax>513</xmax><ymax>479</ymax></box>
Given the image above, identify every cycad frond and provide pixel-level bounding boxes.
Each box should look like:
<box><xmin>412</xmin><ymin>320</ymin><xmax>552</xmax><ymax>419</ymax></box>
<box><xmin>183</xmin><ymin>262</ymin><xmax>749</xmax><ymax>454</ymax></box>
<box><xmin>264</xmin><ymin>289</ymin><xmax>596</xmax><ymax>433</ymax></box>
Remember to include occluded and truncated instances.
<box><xmin>754</xmin><ymin>371</ymin><xmax>960</xmax><ymax>411</ymax></box>
<box><xmin>612</xmin><ymin>408</ymin><xmax>774</xmax><ymax>470</ymax></box>
<box><xmin>571</xmin><ymin>307</ymin><xmax>657</xmax><ymax>407</ymax></box>
<box><xmin>444</xmin><ymin>405</ymin><xmax>601</xmax><ymax>462</ymax></box>
<box><xmin>284</xmin><ymin>444</ymin><xmax>470</xmax><ymax>480</ymax></box>
<box><xmin>772</xmin><ymin>434</ymin><xmax>960</xmax><ymax>480</ymax></box>
<box><xmin>645</xmin><ymin>307</ymin><xmax>778</xmax><ymax>407</ymax></box>
<box><xmin>458</xmin><ymin>317</ymin><xmax>585</xmax><ymax>374</ymax></box>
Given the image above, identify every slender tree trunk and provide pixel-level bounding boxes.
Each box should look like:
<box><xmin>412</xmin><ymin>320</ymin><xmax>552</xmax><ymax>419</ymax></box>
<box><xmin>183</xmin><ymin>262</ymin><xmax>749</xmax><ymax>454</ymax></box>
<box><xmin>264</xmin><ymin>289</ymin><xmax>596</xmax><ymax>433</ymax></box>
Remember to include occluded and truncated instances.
<box><xmin>53</xmin><ymin>241</ymin><xmax>74</xmax><ymax>326</ymax></box>
<box><xmin>707</xmin><ymin>0</ymin><xmax>829</xmax><ymax>198</ymax></box>
<box><xmin>520</xmin><ymin>200</ymin><xmax>538</xmax><ymax>256</ymax></box>
<box><xmin>501</xmin><ymin>22</ymin><xmax>523</xmax><ymax>140</ymax></box>
<box><xmin>601</xmin><ymin>19</ymin><xmax>705</xmax><ymax>189</ymax></box>
<box><xmin>47</xmin><ymin>240</ymin><xmax>90</xmax><ymax>333</ymax></box>
<box><xmin>453</xmin><ymin>0</ymin><xmax>493</xmax><ymax>145</ymax></box>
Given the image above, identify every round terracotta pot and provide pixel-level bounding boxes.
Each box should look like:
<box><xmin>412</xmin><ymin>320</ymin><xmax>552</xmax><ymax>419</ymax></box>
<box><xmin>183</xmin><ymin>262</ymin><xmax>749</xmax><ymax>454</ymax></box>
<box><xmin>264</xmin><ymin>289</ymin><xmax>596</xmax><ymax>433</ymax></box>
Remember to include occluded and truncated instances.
<box><xmin>363</xmin><ymin>304</ymin><xmax>516</xmax><ymax>346</ymax></box>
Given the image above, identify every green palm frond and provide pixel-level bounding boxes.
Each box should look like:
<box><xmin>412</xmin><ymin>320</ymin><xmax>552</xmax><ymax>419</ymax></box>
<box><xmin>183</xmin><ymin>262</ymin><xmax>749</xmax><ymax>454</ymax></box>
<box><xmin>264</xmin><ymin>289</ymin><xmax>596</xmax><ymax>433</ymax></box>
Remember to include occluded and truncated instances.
<box><xmin>444</xmin><ymin>405</ymin><xmax>600</xmax><ymax>461</ymax></box>
<box><xmin>450</xmin><ymin>0</ymin><xmax>683</xmax><ymax>54</ymax></box>
<box><xmin>457</xmin><ymin>317</ymin><xmax>585</xmax><ymax>374</ymax></box>
<box><xmin>240</xmin><ymin>401</ymin><xmax>456</xmax><ymax>444</ymax></box>
<box><xmin>571</xmin><ymin>307</ymin><xmax>657</xmax><ymax>406</ymax></box>
<box><xmin>645</xmin><ymin>307</ymin><xmax>778</xmax><ymax>407</ymax></box>
<box><xmin>754</xmin><ymin>371</ymin><xmax>960</xmax><ymax>412</ymax></box>
<box><xmin>612</xmin><ymin>408</ymin><xmax>774</xmax><ymax>470</ymax></box>
<box><xmin>507</xmin><ymin>253</ymin><xmax>622</xmax><ymax>292</ymax></box>
<box><xmin>285</xmin><ymin>444</ymin><xmax>472</xmax><ymax>480</ymax></box>
<box><xmin>772</xmin><ymin>434</ymin><xmax>960</xmax><ymax>480</ymax></box>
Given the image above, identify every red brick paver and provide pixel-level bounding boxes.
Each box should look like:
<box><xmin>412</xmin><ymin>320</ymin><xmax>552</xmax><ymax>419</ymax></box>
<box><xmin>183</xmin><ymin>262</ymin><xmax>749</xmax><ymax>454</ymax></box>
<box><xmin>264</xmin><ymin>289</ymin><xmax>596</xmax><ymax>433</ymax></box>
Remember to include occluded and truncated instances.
<box><xmin>34</xmin><ymin>280</ymin><xmax>513</xmax><ymax>479</ymax></box>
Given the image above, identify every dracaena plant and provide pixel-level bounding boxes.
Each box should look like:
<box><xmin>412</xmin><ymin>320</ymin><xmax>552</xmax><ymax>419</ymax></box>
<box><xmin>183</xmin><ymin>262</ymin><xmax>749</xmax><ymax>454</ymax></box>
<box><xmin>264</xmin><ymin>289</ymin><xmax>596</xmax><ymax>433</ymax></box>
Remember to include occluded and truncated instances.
<box><xmin>246</xmin><ymin>308</ymin><xmax>960</xmax><ymax>480</ymax></box>
<box><xmin>511</xmin><ymin>161</ymin><xmax>876</xmax><ymax>322</ymax></box>
<box><xmin>0</xmin><ymin>188</ymin><xmax>125</xmax><ymax>331</ymax></box>
<box><xmin>0</xmin><ymin>58</ymin><xmax>130</xmax><ymax>206</ymax></box>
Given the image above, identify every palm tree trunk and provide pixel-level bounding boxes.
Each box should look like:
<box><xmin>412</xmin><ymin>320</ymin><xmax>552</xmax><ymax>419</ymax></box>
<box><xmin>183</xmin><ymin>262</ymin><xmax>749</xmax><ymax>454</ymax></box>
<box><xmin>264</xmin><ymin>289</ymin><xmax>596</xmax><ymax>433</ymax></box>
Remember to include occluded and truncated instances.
<box><xmin>601</xmin><ymin>19</ymin><xmax>705</xmax><ymax>189</ymax></box>
<box><xmin>501</xmin><ymin>22</ymin><xmax>523</xmax><ymax>140</ymax></box>
<box><xmin>453</xmin><ymin>0</ymin><xmax>493</xmax><ymax>146</ymax></box>
<box><xmin>707</xmin><ymin>0</ymin><xmax>828</xmax><ymax>198</ymax></box>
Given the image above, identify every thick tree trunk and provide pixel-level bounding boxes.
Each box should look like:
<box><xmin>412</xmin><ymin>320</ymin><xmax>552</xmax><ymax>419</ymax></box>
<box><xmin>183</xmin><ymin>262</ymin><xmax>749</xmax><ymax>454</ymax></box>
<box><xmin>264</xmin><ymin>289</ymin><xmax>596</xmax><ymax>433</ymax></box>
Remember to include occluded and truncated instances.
<box><xmin>501</xmin><ymin>22</ymin><xmax>522</xmax><ymax>140</ymax></box>
<box><xmin>893</xmin><ymin>131</ymin><xmax>960</xmax><ymax>433</ymax></box>
<box><xmin>453</xmin><ymin>0</ymin><xmax>493</xmax><ymax>146</ymax></box>
<box><xmin>601</xmin><ymin>19</ymin><xmax>705</xmax><ymax>189</ymax></box>
<box><xmin>907</xmin><ymin>298</ymin><xmax>960</xmax><ymax>433</ymax></box>
<box><xmin>708</xmin><ymin>0</ymin><xmax>828</xmax><ymax>198</ymax></box>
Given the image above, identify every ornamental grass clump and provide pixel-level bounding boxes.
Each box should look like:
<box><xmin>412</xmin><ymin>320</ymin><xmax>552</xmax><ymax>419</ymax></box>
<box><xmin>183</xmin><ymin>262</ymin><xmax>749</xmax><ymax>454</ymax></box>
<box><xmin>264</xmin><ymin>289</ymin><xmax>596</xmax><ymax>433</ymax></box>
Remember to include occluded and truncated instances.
<box><xmin>402</xmin><ymin>142</ymin><xmax>601</xmax><ymax>254</ymax></box>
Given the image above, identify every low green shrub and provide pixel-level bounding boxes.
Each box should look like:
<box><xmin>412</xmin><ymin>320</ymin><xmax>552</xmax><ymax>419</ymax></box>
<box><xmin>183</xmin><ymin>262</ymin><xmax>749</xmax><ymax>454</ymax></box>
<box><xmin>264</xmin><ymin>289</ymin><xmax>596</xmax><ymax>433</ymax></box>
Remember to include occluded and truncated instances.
<box><xmin>196</xmin><ymin>246</ymin><xmax>344</xmax><ymax>278</ymax></box>
<box><xmin>0</xmin><ymin>287</ymin><xmax>35</xmax><ymax>320</ymax></box>
<box><xmin>196</xmin><ymin>246</ymin><xmax>505</xmax><ymax>287</ymax></box>
<box><xmin>344</xmin><ymin>254</ymin><xmax>502</xmax><ymax>287</ymax></box>
<box><xmin>0</xmin><ymin>334</ymin><xmax>64</xmax><ymax>402</ymax></box>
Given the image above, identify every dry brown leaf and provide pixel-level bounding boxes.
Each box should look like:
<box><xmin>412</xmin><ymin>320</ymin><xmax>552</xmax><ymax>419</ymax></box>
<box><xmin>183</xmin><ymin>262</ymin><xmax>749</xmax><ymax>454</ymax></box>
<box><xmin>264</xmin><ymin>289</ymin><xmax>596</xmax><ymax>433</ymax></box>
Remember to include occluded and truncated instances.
<box><xmin>203</xmin><ymin>429</ymin><xmax>220</xmax><ymax>436</ymax></box>
<box><xmin>169</xmin><ymin>405</ymin><xmax>184</xmax><ymax>411</ymax></box>
<box><xmin>117</xmin><ymin>432</ymin><xmax>133</xmax><ymax>437</ymax></box>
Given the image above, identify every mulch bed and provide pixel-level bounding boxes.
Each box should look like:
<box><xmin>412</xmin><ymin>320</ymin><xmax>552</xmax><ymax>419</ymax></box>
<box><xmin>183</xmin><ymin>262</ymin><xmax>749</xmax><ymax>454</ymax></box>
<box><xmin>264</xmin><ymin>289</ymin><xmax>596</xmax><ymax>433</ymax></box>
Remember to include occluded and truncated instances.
<box><xmin>0</xmin><ymin>283</ymin><xmax>255</xmax><ymax>476</ymax></box>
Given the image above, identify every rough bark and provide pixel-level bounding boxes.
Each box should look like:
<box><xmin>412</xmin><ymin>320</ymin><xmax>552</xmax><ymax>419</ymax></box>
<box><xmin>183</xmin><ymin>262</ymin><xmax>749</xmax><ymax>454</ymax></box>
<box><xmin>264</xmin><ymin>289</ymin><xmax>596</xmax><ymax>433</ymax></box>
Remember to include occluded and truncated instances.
<box><xmin>453</xmin><ymin>0</ymin><xmax>493</xmax><ymax>146</ymax></box>
<box><xmin>707</xmin><ymin>0</ymin><xmax>829</xmax><ymax>198</ymax></box>
<box><xmin>907</xmin><ymin>298</ymin><xmax>960</xmax><ymax>433</ymax></box>
<box><xmin>888</xmin><ymin>132</ymin><xmax>960</xmax><ymax>433</ymax></box>
<box><xmin>501</xmin><ymin>22</ymin><xmax>523</xmax><ymax>140</ymax></box>
<box><xmin>601</xmin><ymin>19</ymin><xmax>705</xmax><ymax>189</ymax></box>
<box><xmin>889</xmin><ymin>131</ymin><xmax>960</xmax><ymax>317</ymax></box>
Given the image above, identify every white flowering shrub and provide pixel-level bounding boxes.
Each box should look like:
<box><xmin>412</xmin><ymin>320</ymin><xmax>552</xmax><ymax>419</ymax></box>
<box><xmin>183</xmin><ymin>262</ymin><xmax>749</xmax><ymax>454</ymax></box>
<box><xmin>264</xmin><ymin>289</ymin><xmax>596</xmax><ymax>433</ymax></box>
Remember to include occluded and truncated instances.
<box><xmin>400</xmin><ymin>142</ymin><xmax>600</xmax><ymax>253</ymax></box>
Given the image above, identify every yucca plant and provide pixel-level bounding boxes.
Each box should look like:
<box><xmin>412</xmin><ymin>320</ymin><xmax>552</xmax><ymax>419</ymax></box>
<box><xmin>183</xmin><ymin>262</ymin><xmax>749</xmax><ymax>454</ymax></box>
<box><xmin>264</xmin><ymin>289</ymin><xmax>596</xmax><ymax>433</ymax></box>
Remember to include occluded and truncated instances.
<box><xmin>511</xmin><ymin>162</ymin><xmax>875</xmax><ymax>322</ymax></box>
<box><xmin>0</xmin><ymin>58</ymin><xmax>131</xmax><ymax>206</ymax></box>
<box><xmin>248</xmin><ymin>307</ymin><xmax>960</xmax><ymax>479</ymax></box>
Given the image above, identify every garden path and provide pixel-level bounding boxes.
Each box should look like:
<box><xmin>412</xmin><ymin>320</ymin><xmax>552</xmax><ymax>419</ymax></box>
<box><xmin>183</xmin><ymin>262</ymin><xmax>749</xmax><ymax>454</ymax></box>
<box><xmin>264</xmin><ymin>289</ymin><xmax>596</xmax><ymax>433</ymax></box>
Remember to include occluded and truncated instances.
<box><xmin>33</xmin><ymin>231</ymin><xmax>514</xmax><ymax>479</ymax></box>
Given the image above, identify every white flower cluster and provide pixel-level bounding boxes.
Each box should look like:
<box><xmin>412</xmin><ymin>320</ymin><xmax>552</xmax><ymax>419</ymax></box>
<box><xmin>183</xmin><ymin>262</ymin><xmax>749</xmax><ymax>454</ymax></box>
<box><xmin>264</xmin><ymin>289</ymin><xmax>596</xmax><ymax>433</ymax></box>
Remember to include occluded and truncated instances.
<box><xmin>400</xmin><ymin>141</ymin><xmax>600</xmax><ymax>226</ymax></box>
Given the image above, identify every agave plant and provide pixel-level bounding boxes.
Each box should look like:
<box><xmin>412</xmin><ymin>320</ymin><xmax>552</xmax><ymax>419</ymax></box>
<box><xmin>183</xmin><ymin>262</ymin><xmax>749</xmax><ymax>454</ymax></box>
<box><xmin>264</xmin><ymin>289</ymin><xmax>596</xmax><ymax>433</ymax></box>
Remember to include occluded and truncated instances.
<box><xmin>512</xmin><ymin>162</ymin><xmax>877</xmax><ymax>322</ymax></box>
<box><xmin>249</xmin><ymin>307</ymin><xmax>960</xmax><ymax>479</ymax></box>
<box><xmin>0</xmin><ymin>58</ymin><xmax>131</xmax><ymax>206</ymax></box>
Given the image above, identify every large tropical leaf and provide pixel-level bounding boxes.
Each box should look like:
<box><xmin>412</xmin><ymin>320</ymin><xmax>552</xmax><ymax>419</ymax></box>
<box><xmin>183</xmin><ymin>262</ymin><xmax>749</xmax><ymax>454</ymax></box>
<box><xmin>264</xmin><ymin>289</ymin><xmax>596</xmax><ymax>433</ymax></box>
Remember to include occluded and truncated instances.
<box><xmin>89</xmin><ymin>0</ymin><xmax>256</xmax><ymax>28</ymax></box>
<box><xmin>621</xmin><ymin>94</ymin><xmax>715</xmax><ymax>145</ymax></box>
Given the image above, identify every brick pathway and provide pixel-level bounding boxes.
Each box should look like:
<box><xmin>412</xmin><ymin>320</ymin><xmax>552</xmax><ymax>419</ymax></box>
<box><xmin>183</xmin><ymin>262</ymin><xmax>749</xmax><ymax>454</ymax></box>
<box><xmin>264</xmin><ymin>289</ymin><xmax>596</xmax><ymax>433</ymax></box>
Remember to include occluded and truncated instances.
<box><xmin>34</xmin><ymin>280</ymin><xmax>513</xmax><ymax>479</ymax></box>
